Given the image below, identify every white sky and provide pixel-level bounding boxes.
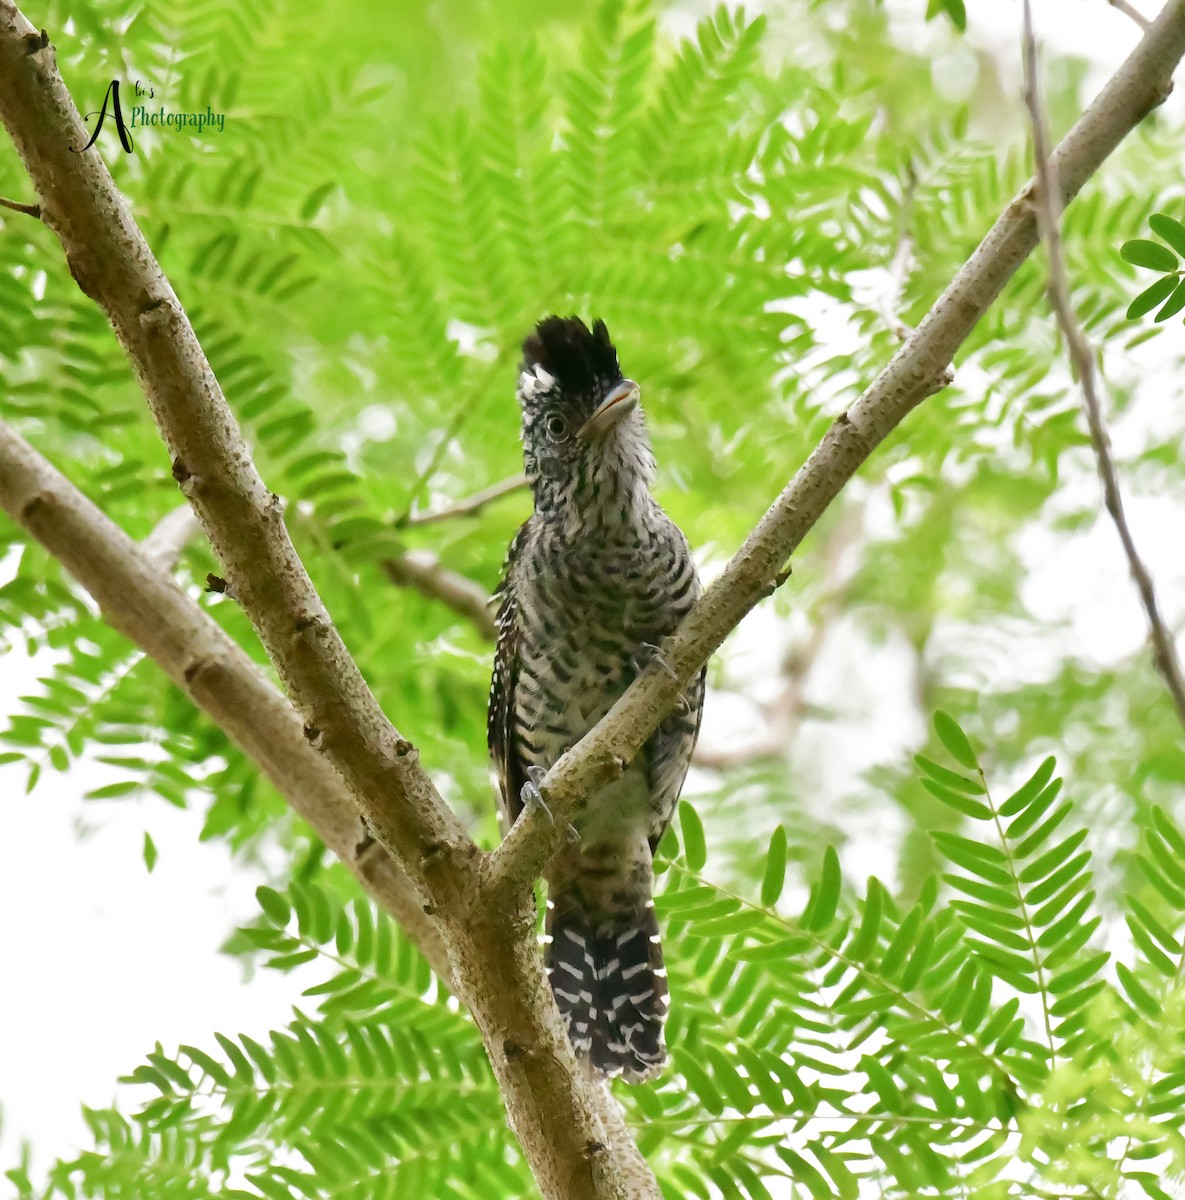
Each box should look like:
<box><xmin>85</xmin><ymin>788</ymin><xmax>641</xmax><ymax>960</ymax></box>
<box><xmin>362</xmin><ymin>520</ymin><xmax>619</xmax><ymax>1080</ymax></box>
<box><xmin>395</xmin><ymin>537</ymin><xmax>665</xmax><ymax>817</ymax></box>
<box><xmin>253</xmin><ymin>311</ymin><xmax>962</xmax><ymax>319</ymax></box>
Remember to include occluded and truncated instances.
<box><xmin>1</xmin><ymin>0</ymin><xmax>1180</xmax><ymax>1192</ymax></box>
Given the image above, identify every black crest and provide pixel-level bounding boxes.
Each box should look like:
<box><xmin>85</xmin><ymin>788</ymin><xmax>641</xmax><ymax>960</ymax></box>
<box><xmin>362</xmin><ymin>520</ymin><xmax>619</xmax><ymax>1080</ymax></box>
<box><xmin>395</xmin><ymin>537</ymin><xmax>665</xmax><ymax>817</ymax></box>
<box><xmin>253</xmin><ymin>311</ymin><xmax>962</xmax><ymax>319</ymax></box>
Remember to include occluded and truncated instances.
<box><xmin>521</xmin><ymin>316</ymin><xmax>622</xmax><ymax>396</ymax></box>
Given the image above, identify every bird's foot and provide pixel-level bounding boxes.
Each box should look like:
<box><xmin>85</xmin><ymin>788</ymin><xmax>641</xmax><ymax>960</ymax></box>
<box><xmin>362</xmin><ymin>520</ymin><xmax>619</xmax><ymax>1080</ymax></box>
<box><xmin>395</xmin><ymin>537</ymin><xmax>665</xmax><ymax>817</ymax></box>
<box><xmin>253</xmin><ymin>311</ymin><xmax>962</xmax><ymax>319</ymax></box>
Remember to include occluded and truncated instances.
<box><xmin>519</xmin><ymin>766</ymin><xmax>580</xmax><ymax>845</ymax></box>
<box><xmin>633</xmin><ymin>640</ymin><xmax>679</xmax><ymax>684</ymax></box>
<box><xmin>633</xmin><ymin>640</ymin><xmax>691</xmax><ymax>714</ymax></box>
<box><xmin>520</xmin><ymin>766</ymin><xmax>554</xmax><ymax>825</ymax></box>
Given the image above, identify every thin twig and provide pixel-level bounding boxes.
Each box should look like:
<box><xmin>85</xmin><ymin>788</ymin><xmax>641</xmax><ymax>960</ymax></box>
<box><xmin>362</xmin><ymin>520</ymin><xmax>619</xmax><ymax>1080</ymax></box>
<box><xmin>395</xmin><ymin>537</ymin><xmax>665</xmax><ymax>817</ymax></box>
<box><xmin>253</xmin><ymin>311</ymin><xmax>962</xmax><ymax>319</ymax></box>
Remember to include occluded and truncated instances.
<box><xmin>142</xmin><ymin>503</ymin><xmax>201</xmax><ymax>568</ymax></box>
<box><xmin>382</xmin><ymin>550</ymin><xmax>497</xmax><ymax>641</ymax></box>
<box><xmin>878</xmin><ymin>164</ymin><xmax>919</xmax><ymax>343</ymax></box>
<box><xmin>1023</xmin><ymin>0</ymin><xmax>1185</xmax><ymax>733</ymax></box>
<box><xmin>399</xmin><ymin>473</ymin><xmax>527</xmax><ymax>527</ymax></box>
<box><xmin>0</xmin><ymin>193</ymin><xmax>39</xmax><ymax>217</ymax></box>
<box><xmin>1110</xmin><ymin>0</ymin><xmax>1153</xmax><ymax>30</ymax></box>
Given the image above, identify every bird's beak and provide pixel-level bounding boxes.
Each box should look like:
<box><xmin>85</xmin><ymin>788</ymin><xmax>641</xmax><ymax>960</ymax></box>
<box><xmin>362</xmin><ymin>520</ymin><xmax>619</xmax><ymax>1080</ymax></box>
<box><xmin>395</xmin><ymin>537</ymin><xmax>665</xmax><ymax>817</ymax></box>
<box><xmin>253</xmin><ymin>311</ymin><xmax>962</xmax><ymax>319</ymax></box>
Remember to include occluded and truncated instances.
<box><xmin>578</xmin><ymin>380</ymin><xmax>641</xmax><ymax>440</ymax></box>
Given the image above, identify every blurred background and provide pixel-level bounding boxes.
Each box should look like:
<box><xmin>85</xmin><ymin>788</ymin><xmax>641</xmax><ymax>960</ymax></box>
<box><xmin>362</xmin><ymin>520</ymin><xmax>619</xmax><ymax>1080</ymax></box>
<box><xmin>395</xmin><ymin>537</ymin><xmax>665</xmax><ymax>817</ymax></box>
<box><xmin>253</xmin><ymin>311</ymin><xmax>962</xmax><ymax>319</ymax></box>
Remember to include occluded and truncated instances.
<box><xmin>1</xmin><ymin>0</ymin><xmax>1182</xmax><ymax>1194</ymax></box>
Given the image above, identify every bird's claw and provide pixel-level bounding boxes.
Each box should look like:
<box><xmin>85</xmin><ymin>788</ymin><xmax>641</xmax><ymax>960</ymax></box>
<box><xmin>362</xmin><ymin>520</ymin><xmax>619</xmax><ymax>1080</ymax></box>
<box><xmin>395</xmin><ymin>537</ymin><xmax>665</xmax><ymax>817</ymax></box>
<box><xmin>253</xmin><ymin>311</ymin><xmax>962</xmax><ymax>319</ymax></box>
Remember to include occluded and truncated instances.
<box><xmin>633</xmin><ymin>640</ymin><xmax>679</xmax><ymax>684</ymax></box>
<box><xmin>520</xmin><ymin>766</ymin><xmax>580</xmax><ymax>844</ymax></box>
<box><xmin>633</xmin><ymin>639</ymin><xmax>692</xmax><ymax>716</ymax></box>
<box><xmin>521</xmin><ymin>766</ymin><xmax>554</xmax><ymax>825</ymax></box>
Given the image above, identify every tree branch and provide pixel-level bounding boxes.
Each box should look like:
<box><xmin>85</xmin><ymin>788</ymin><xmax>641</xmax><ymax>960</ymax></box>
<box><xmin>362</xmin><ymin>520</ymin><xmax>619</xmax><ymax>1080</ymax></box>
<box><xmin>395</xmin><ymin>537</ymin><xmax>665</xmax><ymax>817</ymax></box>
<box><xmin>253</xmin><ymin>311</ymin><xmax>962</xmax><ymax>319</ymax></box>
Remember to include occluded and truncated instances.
<box><xmin>0</xmin><ymin>425</ymin><xmax>652</xmax><ymax>1200</ymax></box>
<box><xmin>1022</xmin><ymin>0</ymin><xmax>1185</xmax><ymax>732</ymax></box>
<box><xmin>382</xmin><ymin>550</ymin><xmax>497</xmax><ymax>641</ymax></box>
<box><xmin>0</xmin><ymin>8</ymin><xmax>656</xmax><ymax>1194</ymax></box>
<box><xmin>0</xmin><ymin>420</ymin><xmax>450</xmax><ymax>979</ymax></box>
<box><xmin>488</xmin><ymin>0</ymin><xmax>1185</xmax><ymax>895</ymax></box>
<box><xmin>0</xmin><ymin>0</ymin><xmax>475</xmax><ymax>902</ymax></box>
<box><xmin>692</xmin><ymin>507</ymin><xmax>861</xmax><ymax>771</ymax></box>
<box><xmin>1110</xmin><ymin>0</ymin><xmax>1153</xmax><ymax>30</ymax></box>
<box><xmin>142</xmin><ymin>502</ymin><xmax>202</xmax><ymax>568</ymax></box>
<box><xmin>399</xmin><ymin>472</ymin><xmax>527</xmax><ymax>527</ymax></box>
<box><xmin>878</xmin><ymin>164</ymin><xmax>919</xmax><ymax>343</ymax></box>
<box><xmin>0</xmin><ymin>192</ymin><xmax>39</xmax><ymax>217</ymax></box>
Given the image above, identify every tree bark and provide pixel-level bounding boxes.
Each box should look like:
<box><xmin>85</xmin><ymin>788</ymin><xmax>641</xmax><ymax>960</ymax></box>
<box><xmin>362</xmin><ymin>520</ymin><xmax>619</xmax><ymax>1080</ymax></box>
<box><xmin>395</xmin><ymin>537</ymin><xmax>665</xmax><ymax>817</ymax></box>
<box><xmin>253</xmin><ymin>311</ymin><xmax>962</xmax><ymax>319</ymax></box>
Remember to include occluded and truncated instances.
<box><xmin>0</xmin><ymin>420</ymin><xmax>451</xmax><ymax>979</ymax></box>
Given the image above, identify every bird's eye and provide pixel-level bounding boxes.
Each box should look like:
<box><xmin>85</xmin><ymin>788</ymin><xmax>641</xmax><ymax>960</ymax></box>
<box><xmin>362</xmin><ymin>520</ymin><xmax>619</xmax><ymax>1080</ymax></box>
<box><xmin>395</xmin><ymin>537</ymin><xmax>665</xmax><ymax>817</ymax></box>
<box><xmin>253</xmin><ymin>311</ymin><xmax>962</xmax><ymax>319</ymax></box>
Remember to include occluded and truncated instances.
<box><xmin>544</xmin><ymin>414</ymin><xmax>570</xmax><ymax>441</ymax></box>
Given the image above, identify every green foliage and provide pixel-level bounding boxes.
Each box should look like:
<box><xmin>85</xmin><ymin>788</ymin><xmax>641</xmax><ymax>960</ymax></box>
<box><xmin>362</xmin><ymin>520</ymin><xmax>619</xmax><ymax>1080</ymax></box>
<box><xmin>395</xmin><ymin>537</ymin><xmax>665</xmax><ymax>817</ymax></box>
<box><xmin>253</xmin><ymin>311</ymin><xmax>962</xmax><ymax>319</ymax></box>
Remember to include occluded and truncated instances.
<box><xmin>4</xmin><ymin>0</ymin><xmax>1185</xmax><ymax>1196</ymax></box>
<box><xmin>1122</xmin><ymin>214</ymin><xmax>1185</xmax><ymax>322</ymax></box>
<box><xmin>27</xmin><ymin>728</ymin><xmax>1185</xmax><ymax>1198</ymax></box>
<box><xmin>925</xmin><ymin>0</ymin><xmax>967</xmax><ymax>32</ymax></box>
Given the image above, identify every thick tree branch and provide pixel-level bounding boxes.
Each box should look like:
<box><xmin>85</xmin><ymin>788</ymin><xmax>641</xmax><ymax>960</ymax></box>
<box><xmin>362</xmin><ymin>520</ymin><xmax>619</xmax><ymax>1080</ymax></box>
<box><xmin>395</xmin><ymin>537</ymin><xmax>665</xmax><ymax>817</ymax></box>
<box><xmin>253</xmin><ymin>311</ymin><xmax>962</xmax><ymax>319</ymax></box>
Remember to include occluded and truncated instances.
<box><xmin>0</xmin><ymin>8</ymin><xmax>655</xmax><ymax>1195</ymax></box>
<box><xmin>0</xmin><ymin>420</ymin><xmax>450</xmax><ymax>978</ymax></box>
<box><xmin>0</xmin><ymin>0</ymin><xmax>475</xmax><ymax>902</ymax></box>
<box><xmin>0</xmin><ymin>429</ymin><xmax>651</xmax><ymax>1200</ymax></box>
<box><xmin>489</xmin><ymin>0</ymin><xmax>1185</xmax><ymax>894</ymax></box>
<box><xmin>1022</xmin><ymin>0</ymin><xmax>1185</xmax><ymax>732</ymax></box>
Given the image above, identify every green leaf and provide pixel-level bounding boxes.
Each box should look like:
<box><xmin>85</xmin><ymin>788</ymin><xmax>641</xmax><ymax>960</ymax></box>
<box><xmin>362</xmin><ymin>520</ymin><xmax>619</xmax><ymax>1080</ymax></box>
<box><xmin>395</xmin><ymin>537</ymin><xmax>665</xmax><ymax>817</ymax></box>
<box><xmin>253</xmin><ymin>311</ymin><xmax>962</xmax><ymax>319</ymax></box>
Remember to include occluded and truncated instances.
<box><xmin>142</xmin><ymin>832</ymin><xmax>157</xmax><ymax>873</ymax></box>
<box><xmin>256</xmin><ymin>886</ymin><xmax>292</xmax><ymax>927</ymax></box>
<box><xmin>85</xmin><ymin>780</ymin><xmax>141</xmax><ymax>799</ymax></box>
<box><xmin>879</xmin><ymin>906</ymin><xmax>922</xmax><ymax>977</ymax></box>
<box><xmin>299</xmin><ymin>183</ymin><xmax>336</xmax><ymax>221</ymax></box>
<box><xmin>213</xmin><ymin>1034</ymin><xmax>255</xmax><ymax>1084</ymax></box>
<box><xmin>1127</xmin><ymin>275</ymin><xmax>1177</xmax><ymax>320</ymax></box>
<box><xmin>1152</xmin><ymin>806</ymin><xmax>1185</xmax><ymax>859</ymax></box>
<box><xmin>1155</xmin><ymin>276</ymin><xmax>1185</xmax><ymax>321</ymax></box>
<box><xmin>925</xmin><ymin>0</ymin><xmax>966</xmax><ymax>31</ymax></box>
<box><xmin>1128</xmin><ymin>1172</ymin><xmax>1177</xmax><ymax>1200</ymax></box>
<box><xmin>761</xmin><ymin>824</ymin><xmax>787</xmax><ymax>906</ymax></box>
<box><xmin>1121</xmin><ymin>238</ymin><xmax>1178</xmax><ymax>271</ymax></box>
<box><xmin>848</xmin><ymin>877</ymin><xmax>883</xmax><ymax>959</ymax></box>
<box><xmin>914</xmin><ymin>754</ymin><xmax>985</xmax><ymax>794</ymax></box>
<box><xmin>679</xmin><ymin>801</ymin><xmax>706</xmax><ymax>871</ymax></box>
<box><xmin>180</xmin><ymin>1045</ymin><xmax>231</xmax><ymax>1087</ymax></box>
<box><xmin>1149</xmin><ymin>213</ymin><xmax>1185</xmax><ymax>256</ymax></box>
<box><xmin>1014</xmin><ymin>801</ymin><xmax>1073</xmax><ymax>859</ymax></box>
<box><xmin>920</xmin><ymin>777</ymin><xmax>992</xmax><ymax>820</ymax></box>
<box><xmin>932</xmin><ymin>711</ymin><xmax>978</xmax><ymax>771</ymax></box>
<box><xmin>1005</xmin><ymin>778</ymin><xmax>1063</xmax><ymax>840</ymax></box>
<box><xmin>998</xmin><ymin>757</ymin><xmax>1057</xmax><ymax>817</ymax></box>
<box><xmin>1116</xmin><ymin>961</ymin><xmax>1159</xmax><ymax>1017</ymax></box>
<box><xmin>805</xmin><ymin>845</ymin><xmax>841</xmax><ymax>932</ymax></box>
<box><xmin>1019</xmin><ymin>827</ymin><xmax>1088</xmax><ymax>884</ymax></box>
<box><xmin>932</xmin><ymin>833</ymin><xmax>1010</xmax><ymax>882</ymax></box>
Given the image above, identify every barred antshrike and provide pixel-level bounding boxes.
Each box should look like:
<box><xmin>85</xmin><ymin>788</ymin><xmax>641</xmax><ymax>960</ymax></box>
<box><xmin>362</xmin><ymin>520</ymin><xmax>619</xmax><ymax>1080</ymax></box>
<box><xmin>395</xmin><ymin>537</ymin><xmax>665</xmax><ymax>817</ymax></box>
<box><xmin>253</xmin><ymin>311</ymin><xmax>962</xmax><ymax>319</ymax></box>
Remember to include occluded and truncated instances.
<box><xmin>488</xmin><ymin>316</ymin><xmax>705</xmax><ymax>1081</ymax></box>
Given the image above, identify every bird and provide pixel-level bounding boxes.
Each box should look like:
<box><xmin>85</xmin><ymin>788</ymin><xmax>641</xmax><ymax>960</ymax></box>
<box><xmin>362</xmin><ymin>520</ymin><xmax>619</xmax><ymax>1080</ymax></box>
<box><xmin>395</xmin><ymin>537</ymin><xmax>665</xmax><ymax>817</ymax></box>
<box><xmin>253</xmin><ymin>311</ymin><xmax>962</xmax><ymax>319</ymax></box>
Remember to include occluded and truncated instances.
<box><xmin>488</xmin><ymin>315</ymin><xmax>705</xmax><ymax>1082</ymax></box>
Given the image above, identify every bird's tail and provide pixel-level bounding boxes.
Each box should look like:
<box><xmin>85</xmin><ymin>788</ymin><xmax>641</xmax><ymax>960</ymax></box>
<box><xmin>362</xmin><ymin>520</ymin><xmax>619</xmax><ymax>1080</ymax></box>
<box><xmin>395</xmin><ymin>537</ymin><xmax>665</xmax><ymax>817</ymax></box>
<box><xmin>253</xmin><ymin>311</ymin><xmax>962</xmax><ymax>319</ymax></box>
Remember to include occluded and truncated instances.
<box><xmin>544</xmin><ymin>891</ymin><xmax>668</xmax><ymax>1082</ymax></box>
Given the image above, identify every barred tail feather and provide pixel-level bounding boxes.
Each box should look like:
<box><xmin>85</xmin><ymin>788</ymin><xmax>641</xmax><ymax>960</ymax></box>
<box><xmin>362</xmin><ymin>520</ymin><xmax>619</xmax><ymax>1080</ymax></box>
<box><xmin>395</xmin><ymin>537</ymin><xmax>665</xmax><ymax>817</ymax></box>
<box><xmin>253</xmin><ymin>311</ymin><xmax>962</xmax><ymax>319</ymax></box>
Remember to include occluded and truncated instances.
<box><xmin>545</xmin><ymin>895</ymin><xmax>668</xmax><ymax>1082</ymax></box>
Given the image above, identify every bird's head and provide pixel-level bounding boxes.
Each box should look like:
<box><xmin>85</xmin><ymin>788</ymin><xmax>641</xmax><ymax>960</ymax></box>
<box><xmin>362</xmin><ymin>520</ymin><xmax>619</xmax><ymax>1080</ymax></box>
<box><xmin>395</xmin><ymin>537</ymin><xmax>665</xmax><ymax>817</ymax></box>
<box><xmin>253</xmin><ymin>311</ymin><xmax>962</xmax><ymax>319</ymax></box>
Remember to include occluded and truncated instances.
<box><xmin>516</xmin><ymin>316</ymin><xmax>655</xmax><ymax>525</ymax></box>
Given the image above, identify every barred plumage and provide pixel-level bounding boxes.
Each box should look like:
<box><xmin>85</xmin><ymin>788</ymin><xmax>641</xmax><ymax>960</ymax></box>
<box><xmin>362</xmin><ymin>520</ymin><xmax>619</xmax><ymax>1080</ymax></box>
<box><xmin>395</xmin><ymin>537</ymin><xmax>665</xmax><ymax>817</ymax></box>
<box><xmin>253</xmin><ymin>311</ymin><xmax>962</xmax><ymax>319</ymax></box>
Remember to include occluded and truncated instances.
<box><xmin>488</xmin><ymin>316</ymin><xmax>705</xmax><ymax>1081</ymax></box>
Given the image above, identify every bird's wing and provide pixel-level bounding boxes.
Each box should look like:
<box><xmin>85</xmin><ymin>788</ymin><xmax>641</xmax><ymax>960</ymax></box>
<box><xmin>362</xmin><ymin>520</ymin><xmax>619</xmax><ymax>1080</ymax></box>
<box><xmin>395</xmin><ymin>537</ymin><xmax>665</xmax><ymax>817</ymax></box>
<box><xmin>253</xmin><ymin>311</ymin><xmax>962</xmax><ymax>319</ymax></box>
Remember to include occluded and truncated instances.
<box><xmin>644</xmin><ymin>533</ymin><xmax>706</xmax><ymax>853</ymax></box>
<box><xmin>488</xmin><ymin>521</ymin><xmax>530</xmax><ymax>831</ymax></box>
<box><xmin>646</xmin><ymin>665</ymin><xmax>706</xmax><ymax>854</ymax></box>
